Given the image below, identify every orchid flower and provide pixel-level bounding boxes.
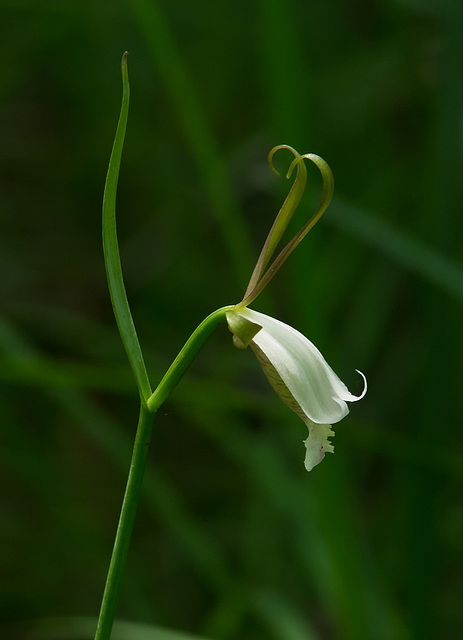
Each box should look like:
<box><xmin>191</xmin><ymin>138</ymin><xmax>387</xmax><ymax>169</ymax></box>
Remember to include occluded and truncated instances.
<box><xmin>227</xmin><ymin>145</ymin><xmax>366</xmax><ymax>471</ymax></box>
<box><xmin>97</xmin><ymin>57</ymin><xmax>369</xmax><ymax>640</ymax></box>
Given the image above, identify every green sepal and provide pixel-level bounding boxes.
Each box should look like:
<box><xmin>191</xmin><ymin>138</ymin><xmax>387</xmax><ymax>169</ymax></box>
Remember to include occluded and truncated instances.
<box><xmin>239</xmin><ymin>151</ymin><xmax>334</xmax><ymax>308</ymax></box>
<box><xmin>226</xmin><ymin>311</ymin><xmax>262</xmax><ymax>349</ymax></box>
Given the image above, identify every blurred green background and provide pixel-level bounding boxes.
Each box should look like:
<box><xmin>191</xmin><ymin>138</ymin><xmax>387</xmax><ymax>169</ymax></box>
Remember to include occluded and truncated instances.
<box><xmin>1</xmin><ymin>1</ymin><xmax>463</xmax><ymax>639</ymax></box>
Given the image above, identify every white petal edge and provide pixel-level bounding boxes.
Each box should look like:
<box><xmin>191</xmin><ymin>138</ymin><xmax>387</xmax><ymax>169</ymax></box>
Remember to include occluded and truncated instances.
<box><xmin>238</xmin><ymin>308</ymin><xmax>367</xmax><ymax>425</ymax></box>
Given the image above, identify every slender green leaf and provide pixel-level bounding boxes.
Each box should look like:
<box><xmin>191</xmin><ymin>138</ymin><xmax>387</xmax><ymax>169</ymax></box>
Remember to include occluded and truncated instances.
<box><xmin>102</xmin><ymin>52</ymin><xmax>152</xmax><ymax>403</ymax></box>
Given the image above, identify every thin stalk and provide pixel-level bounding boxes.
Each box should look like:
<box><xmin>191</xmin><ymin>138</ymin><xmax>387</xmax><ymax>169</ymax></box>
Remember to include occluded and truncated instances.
<box><xmin>147</xmin><ymin>305</ymin><xmax>234</xmax><ymax>411</ymax></box>
<box><xmin>94</xmin><ymin>404</ymin><xmax>155</xmax><ymax>640</ymax></box>
<box><xmin>94</xmin><ymin>305</ymin><xmax>233</xmax><ymax>639</ymax></box>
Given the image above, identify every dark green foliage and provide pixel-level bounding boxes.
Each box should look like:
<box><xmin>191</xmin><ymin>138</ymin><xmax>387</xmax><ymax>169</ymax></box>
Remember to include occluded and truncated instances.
<box><xmin>1</xmin><ymin>1</ymin><xmax>462</xmax><ymax>638</ymax></box>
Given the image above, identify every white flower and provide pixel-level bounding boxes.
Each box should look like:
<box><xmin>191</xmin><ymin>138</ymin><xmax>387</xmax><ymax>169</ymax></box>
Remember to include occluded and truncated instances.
<box><xmin>227</xmin><ymin>307</ymin><xmax>366</xmax><ymax>471</ymax></box>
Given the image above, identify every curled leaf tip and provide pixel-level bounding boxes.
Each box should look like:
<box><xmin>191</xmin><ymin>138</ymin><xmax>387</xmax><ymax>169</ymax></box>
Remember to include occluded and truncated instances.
<box><xmin>268</xmin><ymin>144</ymin><xmax>300</xmax><ymax>178</ymax></box>
<box><xmin>286</xmin><ymin>157</ymin><xmax>300</xmax><ymax>180</ymax></box>
<box><xmin>240</xmin><ymin>145</ymin><xmax>334</xmax><ymax>308</ymax></box>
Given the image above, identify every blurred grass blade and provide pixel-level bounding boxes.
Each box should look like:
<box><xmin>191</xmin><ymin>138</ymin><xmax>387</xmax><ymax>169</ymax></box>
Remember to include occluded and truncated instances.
<box><xmin>257</xmin><ymin>0</ymin><xmax>307</xmax><ymax>144</ymax></box>
<box><xmin>330</xmin><ymin>197</ymin><xmax>463</xmax><ymax>300</ymax></box>
<box><xmin>5</xmin><ymin>617</ymin><xmax>212</xmax><ymax>640</ymax></box>
<box><xmin>127</xmin><ymin>0</ymin><xmax>253</xmax><ymax>287</ymax></box>
<box><xmin>252</xmin><ymin>590</ymin><xmax>321</xmax><ymax>640</ymax></box>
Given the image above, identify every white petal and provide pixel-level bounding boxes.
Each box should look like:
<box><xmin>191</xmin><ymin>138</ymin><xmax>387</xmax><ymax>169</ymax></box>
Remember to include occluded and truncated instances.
<box><xmin>239</xmin><ymin>308</ymin><xmax>366</xmax><ymax>425</ymax></box>
<box><xmin>303</xmin><ymin>420</ymin><xmax>335</xmax><ymax>471</ymax></box>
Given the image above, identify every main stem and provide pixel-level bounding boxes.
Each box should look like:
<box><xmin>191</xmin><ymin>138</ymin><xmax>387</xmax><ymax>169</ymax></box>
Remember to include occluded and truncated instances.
<box><xmin>99</xmin><ymin>54</ymin><xmax>237</xmax><ymax>640</ymax></box>
<box><xmin>94</xmin><ymin>403</ymin><xmax>155</xmax><ymax>640</ymax></box>
<box><xmin>94</xmin><ymin>305</ymin><xmax>233</xmax><ymax>640</ymax></box>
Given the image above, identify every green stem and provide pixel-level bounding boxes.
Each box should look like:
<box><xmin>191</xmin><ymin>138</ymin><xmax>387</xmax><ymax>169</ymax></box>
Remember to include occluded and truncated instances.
<box><xmin>94</xmin><ymin>305</ymin><xmax>233</xmax><ymax>640</ymax></box>
<box><xmin>94</xmin><ymin>403</ymin><xmax>154</xmax><ymax>640</ymax></box>
<box><xmin>98</xmin><ymin>51</ymin><xmax>236</xmax><ymax>640</ymax></box>
<box><xmin>147</xmin><ymin>305</ymin><xmax>234</xmax><ymax>412</ymax></box>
